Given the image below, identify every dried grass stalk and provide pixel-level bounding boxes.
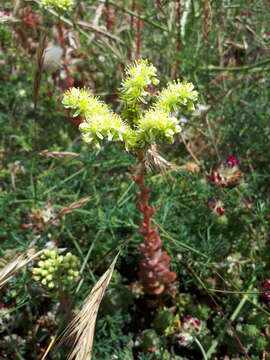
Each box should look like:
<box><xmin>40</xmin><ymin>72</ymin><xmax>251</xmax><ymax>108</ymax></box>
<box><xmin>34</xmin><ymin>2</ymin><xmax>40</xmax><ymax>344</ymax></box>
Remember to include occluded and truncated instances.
<box><xmin>202</xmin><ymin>0</ymin><xmax>212</xmax><ymax>43</ymax></box>
<box><xmin>38</xmin><ymin>150</ymin><xmax>80</xmax><ymax>158</ymax></box>
<box><xmin>47</xmin><ymin>198</ymin><xmax>90</xmax><ymax>225</ymax></box>
<box><xmin>0</xmin><ymin>12</ymin><xmax>19</xmax><ymax>24</ymax></box>
<box><xmin>145</xmin><ymin>144</ymin><xmax>178</xmax><ymax>174</ymax></box>
<box><xmin>0</xmin><ymin>249</ymin><xmax>44</xmax><ymax>288</ymax></box>
<box><xmin>60</xmin><ymin>254</ymin><xmax>119</xmax><ymax>360</ymax></box>
<box><xmin>77</xmin><ymin>20</ymin><xmax>123</xmax><ymax>44</ymax></box>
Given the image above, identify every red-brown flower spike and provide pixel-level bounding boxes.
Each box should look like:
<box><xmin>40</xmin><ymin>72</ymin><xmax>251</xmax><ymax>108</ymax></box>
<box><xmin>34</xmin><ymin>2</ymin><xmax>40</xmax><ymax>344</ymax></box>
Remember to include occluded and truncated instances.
<box><xmin>133</xmin><ymin>163</ymin><xmax>176</xmax><ymax>295</ymax></box>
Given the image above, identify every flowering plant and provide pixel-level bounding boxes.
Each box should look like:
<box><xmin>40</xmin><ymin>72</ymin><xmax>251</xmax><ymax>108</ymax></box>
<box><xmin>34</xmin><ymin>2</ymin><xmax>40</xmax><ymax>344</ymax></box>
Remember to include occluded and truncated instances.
<box><xmin>63</xmin><ymin>59</ymin><xmax>198</xmax><ymax>294</ymax></box>
<box><xmin>63</xmin><ymin>60</ymin><xmax>198</xmax><ymax>151</ymax></box>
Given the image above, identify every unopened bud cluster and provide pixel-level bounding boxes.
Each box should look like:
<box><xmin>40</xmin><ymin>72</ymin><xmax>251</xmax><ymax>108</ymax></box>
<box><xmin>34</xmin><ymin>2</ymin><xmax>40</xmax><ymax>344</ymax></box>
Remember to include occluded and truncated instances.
<box><xmin>32</xmin><ymin>249</ymin><xmax>80</xmax><ymax>289</ymax></box>
<box><xmin>63</xmin><ymin>59</ymin><xmax>198</xmax><ymax>150</ymax></box>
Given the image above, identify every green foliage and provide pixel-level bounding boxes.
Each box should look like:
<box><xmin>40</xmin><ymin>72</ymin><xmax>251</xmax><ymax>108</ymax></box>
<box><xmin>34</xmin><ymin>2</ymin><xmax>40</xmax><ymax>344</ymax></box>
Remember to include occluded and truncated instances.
<box><xmin>153</xmin><ymin>309</ymin><xmax>173</xmax><ymax>333</ymax></box>
<box><xmin>1</xmin><ymin>0</ymin><xmax>270</xmax><ymax>358</ymax></box>
<box><xmin>140</xmin><ymin>329</ymin><xmax>159</xmax><ymax>352</ymax></box>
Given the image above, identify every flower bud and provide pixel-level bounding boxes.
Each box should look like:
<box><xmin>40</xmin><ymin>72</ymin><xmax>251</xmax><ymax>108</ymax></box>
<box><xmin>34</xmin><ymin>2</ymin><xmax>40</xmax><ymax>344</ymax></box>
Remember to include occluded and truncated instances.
<box><xmin>48</xmin><ymin>281</ymin><xmax>55</xmax><ymax>289</ymax></box>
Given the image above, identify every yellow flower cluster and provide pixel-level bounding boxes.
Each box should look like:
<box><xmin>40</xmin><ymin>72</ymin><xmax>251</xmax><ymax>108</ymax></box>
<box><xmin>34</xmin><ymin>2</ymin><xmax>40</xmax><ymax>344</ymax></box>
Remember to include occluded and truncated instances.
<box><xmin>62</xmin><ymin>60</ymin><xmax>198</xmax><ymax>149</ymax></box>
<box><xmin>155</xmin><ymin>81</ymin><xmax>198</xmax><ymax>112</ymax></box>
<box><xmin>136</xmin><ymin>109</ymin><xmax>181</xmax><ymax>146</ymax></box>
<box><xmin>32</xmin><ymin>248</ymin><xmax>80</xmax><ymax>289</ymax></box>
<box><xmin>63</xmin><ymin>88</ymin><xmax>133</xmax><ymax>148</ymax></box>
<box><xmin>41</xmin><ymin>0</ymin><xmax>74</xmax><ymax>12</ymax></box>
<box><xmin>121</xmin><ymin>59</ymin><xmax>159</xmax><ymax>104</ymax></box>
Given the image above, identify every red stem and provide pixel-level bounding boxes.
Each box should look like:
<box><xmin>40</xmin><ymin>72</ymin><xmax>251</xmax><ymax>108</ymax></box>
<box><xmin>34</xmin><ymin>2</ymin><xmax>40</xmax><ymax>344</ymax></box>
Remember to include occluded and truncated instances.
<box><xmin>132</xmin><ymin>153</ymin><xmax>176</xmax><ymax>295</ymax></box>
<box><xmin>135</xmin><ymin>8</ymin><xmax>142</xmax><ymax>59</ymax></box>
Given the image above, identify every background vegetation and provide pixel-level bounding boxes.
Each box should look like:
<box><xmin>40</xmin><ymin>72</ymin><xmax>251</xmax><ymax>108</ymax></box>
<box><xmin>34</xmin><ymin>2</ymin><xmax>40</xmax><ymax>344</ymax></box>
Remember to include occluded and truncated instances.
<box><xmin>0</xmin><ymin>0</ymin><xmax>270</xmax><ymax>359</ymax></box>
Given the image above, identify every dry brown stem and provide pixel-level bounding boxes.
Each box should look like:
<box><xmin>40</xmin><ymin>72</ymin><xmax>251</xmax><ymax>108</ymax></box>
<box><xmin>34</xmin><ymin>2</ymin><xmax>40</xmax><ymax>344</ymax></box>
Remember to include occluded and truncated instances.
<box><xmin>202</xmin><ymin>0</ymin><xmax>212</xmax><ymax>43</ymax></box>
<box><xmin>33</xmin><ymin>32</ymin><xmax>47</xmax><ymax>108</ymax></box>
<box><xmin>38</xmin><ymin>150</ymin><xmax>80</xmax><ymax>158</ymax></box>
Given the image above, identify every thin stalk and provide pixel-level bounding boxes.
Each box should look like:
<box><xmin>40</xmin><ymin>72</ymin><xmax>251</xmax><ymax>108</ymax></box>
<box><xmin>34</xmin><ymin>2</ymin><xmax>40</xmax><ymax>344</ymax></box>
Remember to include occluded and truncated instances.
<box><xmin>194</xmin><ymin>337</ymin><xmax>208</xmax><ymax>360</ymax></box>
<box><xmin>133</xmin><ymin>152</ymin><xmax>176</xmax><ymax>294</ymax></box>
<box><xmin>57</xmin><ymin>285</ymin><xmax>73</xmax><ymax>320</ymax></box>
<box><xmin>202</xmin><ymin>57</ymin><xmax>270</xmax><ymax>71</ymax></box>
<box><xmin>41</xmin><ymin>336</ymin><xmax>56</xmax><ymax>360</ymax></box>
<box><xmin>230</xmin><ymin>276</ymin><xmax>256</xmax><ymax>322</ymax></box>
<box><xmin>205</xmin><ymin>116</ymin><xmax>221</xmax><ymax>161</ymax></box>
<box><xmin>98</xmin><ymin>0</ymin><xmax>168</xmax><ymax>32</ymax></box>
<box><xmin>153</xmin><ymin>219</ymin><xmax>209</xmax><ymax>259</ymax></box>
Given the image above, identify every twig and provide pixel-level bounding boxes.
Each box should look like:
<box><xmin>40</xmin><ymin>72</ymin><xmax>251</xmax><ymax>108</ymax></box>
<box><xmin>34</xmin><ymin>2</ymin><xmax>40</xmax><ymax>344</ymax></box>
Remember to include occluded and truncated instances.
<box><xmin>202</xmin><ymin>57</ymin><xmax>270</xmax><ymax>72</ymax></box>
<box><xmin>208</xmin><ymin>288</ymin><xmax>260</xmax><ymax>295</ymax></box>
<box><xmin>77</xmin><ymin>20</ymin><xmax>124</xmax><ymax>43</ymax></box>
<box><xmin>38</xmin><ymin>150</ymin><xmax>80</xmax><ymax>158</ymax></box>
<box><xmin>179</xmin><ymin>133</ymin><xmax>206</xmax><ymax>172</ymax></box>
<box><xmin>97</xmin><ymin>0</ymin><xmax>168</xmax><ymax>32</ymax></box>
<box><xmin>33</xmin><ymin>32</ymin><xmax>47</xmax><ymax>108</ymax></box>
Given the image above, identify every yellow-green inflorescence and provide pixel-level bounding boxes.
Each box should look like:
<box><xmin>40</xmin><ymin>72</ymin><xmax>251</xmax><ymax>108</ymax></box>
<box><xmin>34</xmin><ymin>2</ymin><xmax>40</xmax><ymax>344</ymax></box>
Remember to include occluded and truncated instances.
<box><xmin>136</xmin><ymin>109</ymin><xmax>181</xmax><ymax>146</ymax></box>
<box><xmin>62</xmin><ymin>88</ymin><xmax>134</xmax><ymax>149</ymax></box>
<box><xmin>32</xmin><ymin>248</ymin><xmax>80</xmax><ymax>289</ymax></box>
<box><xmin>62</xmin><ymin>60</ymin><xmax>198</xmax><ymax>149</ymax></box>
<box><xmin>41</xmin><ymin>0</ymin><xmax>74</xmax><ymax>12</ymax></box>
<box><xmin>121</xmin><ymin>59</ymin><xmax>159</xmax><ymax>104</ymax></box>
<box><xmin>155</xmin><ymin>81</ymin><xmax>198</xmax><ymax>113</ymax></box>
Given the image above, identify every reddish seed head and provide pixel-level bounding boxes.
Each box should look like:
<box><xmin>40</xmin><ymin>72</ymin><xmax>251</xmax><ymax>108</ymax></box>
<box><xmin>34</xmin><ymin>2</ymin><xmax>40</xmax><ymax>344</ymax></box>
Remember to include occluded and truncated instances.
<box><xmin>243</xmin><ymin>198</ymin><xmax>253</xmax><ymax>207</ymax></box>
<box><xmin>208</xmin><ymin>198</ymin><xmax>225</xmax><ymax>216</ymax></box>
<box><xmin>227</xmin><ymin>156</ymin><xmax>239</xmax><ymax>167</ymax></box>
<box><xmin>261</xmin><ymin>280</ymin><xmax>270</xmax><ymax>300</ymax></box>
<box><xmin>216</xmin><ymin>173</ymin><xmax>222</xmax><ymax>181</ymax></box>
<box><xmin>216</xmin><ymin>207</ymin><xmax>225</xmax><ymax>216</ymax></box>
<box><xmin>208</xmin><ymin>156</ymin><xmax>242</xmax><ymax>188</ymax></box>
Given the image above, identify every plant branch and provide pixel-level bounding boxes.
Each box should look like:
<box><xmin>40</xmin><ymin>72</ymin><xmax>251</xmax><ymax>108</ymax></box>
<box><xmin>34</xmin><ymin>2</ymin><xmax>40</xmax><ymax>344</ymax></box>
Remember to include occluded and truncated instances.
<box><xmin>98</xmin><ymin>0</ymin><xmax>168</xmax><ymax>32</ymax></box>
<box><xmin>202</xmin><ymin>57</ymin><xmax>270</xmax><ymax>71</ymax></box>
